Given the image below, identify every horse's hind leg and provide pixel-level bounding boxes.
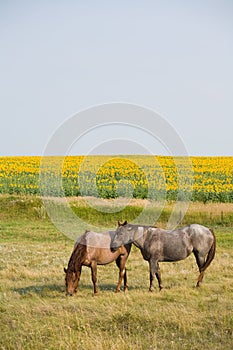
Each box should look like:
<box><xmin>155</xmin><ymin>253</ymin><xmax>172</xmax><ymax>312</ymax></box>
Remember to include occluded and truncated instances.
<box><xmin>115</xmin><ymin>256</ymin><xmax>127</xmax><ymax>292</ymax></box>
<box><xmin>149</xmin><ymin>259</ymin><xmax>163</xmax><ymax>292</ymax></box>
<box><xmin>194</xmin><ymin>232</ymin><xmax>216</xmax><ymax>287</ymax></box>
<box><xmin>90</xmin><ymin>261</ymin><xmax>98</xmax><ymax>295</ymax></box>
<box><xmin>193</xmin><ymin>251</ymin><xmax>205</xmax><ymax>287</ymax></box>
<box><xmin>196</xmin><ymin>271</ymin><xmax>205</xmax><ymax>287</ymax></box>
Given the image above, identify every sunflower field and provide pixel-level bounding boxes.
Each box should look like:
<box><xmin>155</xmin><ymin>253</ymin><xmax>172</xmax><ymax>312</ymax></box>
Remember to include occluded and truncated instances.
<box><xmin>0</xmin><ymin>156</ymin><xmax>233</xmax><ymax>202</ymax></box>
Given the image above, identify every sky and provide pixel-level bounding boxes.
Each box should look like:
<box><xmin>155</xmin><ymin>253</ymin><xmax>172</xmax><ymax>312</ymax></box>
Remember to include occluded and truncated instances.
<box><xmin>0</xmin><ymin>0</ymin><xmax>233</xmax><ymax>156</ymax></box>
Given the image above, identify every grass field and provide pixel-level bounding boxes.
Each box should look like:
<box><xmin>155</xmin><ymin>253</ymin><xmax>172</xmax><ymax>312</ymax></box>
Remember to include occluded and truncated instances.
<box><xmin>0</xmin><ymin>195</ymin><xmax>232</xmax><ymax>349</ymax></box>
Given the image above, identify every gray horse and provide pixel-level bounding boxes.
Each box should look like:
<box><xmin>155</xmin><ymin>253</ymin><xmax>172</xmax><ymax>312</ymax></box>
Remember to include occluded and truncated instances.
<box><xmin>112</xmin><ymin>221</ymin><xmax>216</xmax><ymax>292</ymax></box>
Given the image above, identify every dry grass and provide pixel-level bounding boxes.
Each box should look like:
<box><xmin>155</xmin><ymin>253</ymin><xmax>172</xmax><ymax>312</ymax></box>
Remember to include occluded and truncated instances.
<box><xmin>0</xmin><ymin>196</ymin><xmax>232</xmax><ymax>349</ymax></box>
<box><xmin>0</xmin><ymin>238</ymin><xmax>232</xmax><ymax>350</ymax></box>
<box><xmin>67</xmin><ymin>196</ymin><xmax>233</xmax><ymax>213</ymax></box>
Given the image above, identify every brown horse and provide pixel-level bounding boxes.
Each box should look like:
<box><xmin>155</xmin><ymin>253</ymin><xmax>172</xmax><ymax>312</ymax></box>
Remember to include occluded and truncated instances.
<box><xmin>112</xmin><ymin>221</ymin><xmax>216</xmax><ymax>292</ymax></box>
<box><xmin>64</xmin><ymin>230</ymin><xmax>131</xmax><ymax>296</ymax></box>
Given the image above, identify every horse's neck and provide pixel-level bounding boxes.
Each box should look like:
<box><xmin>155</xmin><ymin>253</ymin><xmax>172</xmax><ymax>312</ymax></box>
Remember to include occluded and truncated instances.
<box><xmin>132</xmin><ymin>227</ymin><xmax>146</xmax><ymax>249</ymax></box>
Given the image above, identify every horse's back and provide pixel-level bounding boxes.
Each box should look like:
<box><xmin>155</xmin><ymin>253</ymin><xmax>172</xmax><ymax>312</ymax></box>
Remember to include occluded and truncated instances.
<box><xmin>74</xmin><ymin>230</ymin><xmax>115</xmax><ymax>249</ymax></box>
<box><xmin>85</xmin><ymin>230</ymin><xmax>115</xmax><ymax>249</ymax></box>
<box><xmin>189</xmin><ymin>223</ymin><xmax>211</xmax><ymax>232</ymax></box>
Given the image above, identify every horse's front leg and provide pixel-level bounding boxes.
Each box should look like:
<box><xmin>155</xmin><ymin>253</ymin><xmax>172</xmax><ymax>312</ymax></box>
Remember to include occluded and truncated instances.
<box><xmin>123</xmin><ymin>267</ymin><xmax>128</xmax><ymax>292</ymax></box>
<box><xmin>90</xmin><ymin>261</ymin><xmax>98</xmax><ymax>295</ymax></box>
<box><xmin>115</xmin><ymin>256</ymin><xmax>127</xmax><ymax>292</ymax></box>
<box><xmin>149</xmin><ymin>259</ymin><xmax>163</xmax><ymax>292</ymax></box>
<box><xmin>74</xmin><ymin>265</ymin><xmax>82</xmax><ymax>293</ymax></box>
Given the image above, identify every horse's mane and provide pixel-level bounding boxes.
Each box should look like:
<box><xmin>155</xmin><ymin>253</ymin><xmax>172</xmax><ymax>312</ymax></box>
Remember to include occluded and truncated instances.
<box><xmin>67</xmin><ymin>232</ymin><xmax>88</xmax><ymax>272</ymax></box>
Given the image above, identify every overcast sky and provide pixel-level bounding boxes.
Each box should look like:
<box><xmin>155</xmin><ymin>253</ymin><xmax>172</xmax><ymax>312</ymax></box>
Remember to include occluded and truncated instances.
<box><xmin>1</xmin><ymin>0</ymin><xmax>233</xmax><ymax>156</ymax></box>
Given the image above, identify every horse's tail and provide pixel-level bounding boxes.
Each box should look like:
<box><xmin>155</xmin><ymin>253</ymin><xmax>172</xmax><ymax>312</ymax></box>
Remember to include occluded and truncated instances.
<box><xmin>198</xmin><ymin>228</ymin><xmax>216</xmax><ymax>283</ymax></box>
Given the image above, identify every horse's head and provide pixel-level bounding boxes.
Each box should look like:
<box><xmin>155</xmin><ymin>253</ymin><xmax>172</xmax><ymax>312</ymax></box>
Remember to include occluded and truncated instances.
<box><xmin>111</xmin><ymin>220</ymin><xmax>133</xmax><ymax>250</ymax></box>
<box><xmin>64</xmin><ymin>267</ymin><xmax>78</xmax><ymax>296</ymax></box>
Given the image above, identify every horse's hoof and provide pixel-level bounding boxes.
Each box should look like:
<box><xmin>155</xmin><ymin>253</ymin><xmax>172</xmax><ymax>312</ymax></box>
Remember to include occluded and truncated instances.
<box><xmin>149</xmin><ymin>288</ymin><xmax>153</xmax><ymax>292</ymax></box>
<box><xmin>115</xmin><ymin>289</ymin><xmax>120</xmax><ymax>293</ymax></box>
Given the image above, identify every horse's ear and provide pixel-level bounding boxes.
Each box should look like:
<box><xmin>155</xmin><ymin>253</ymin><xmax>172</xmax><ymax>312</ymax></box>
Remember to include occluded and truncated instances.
<box><xmin>118</xmin><ymin>220</ymin><xmax>127</xmax><ymax>226</ymax></box>
<box><xmin>64</xmin><ymin>267</ymin><xmax>67</xmax><ymax>273</ymax></box>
